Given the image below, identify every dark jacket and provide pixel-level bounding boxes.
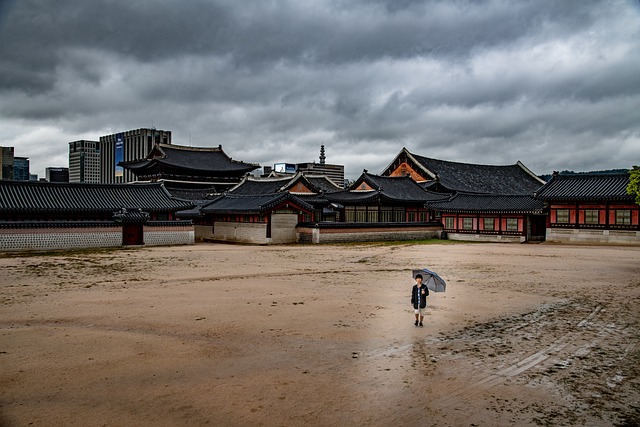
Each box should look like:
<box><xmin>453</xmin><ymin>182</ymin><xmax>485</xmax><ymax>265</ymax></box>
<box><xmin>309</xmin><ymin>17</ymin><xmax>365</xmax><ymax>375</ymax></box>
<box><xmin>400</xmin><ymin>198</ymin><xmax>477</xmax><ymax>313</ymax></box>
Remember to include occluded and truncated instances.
<box><xmin>411</xmin><ymin>284</ymin><xmax>429</xmax><ymax>309</ymax></box>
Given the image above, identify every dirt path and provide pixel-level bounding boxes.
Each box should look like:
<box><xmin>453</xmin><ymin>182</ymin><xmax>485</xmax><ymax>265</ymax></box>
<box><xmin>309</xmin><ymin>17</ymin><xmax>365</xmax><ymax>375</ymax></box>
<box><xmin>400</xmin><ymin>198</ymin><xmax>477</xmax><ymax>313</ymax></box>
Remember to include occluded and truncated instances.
<box><xmin>1</xmin><ymin>242</ymin><xmax>638</xmax><ymax>426</ymax></box>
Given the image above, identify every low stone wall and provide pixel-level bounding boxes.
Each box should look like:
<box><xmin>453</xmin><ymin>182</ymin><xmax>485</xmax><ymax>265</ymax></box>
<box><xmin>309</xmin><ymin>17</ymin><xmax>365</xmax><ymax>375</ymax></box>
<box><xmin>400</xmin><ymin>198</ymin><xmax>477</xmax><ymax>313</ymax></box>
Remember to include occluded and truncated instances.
<box><xmin>0</xmin><ymin>221</ymin><xmax>195</xmax><ymax>251</ymax></box>
<box><xmin>444</xmin><ymin>232</ymin><xmax>525</xmax><ymax>243</ymax></box>
<box><xmin>296</xmin><ymin>222</ymin><xmax>442</xmax><ymax>244</ymax></box>
<box><xmin>546</xmin><ymin>228</ymin><xmax>640</xmax><ymax>245</ymax></box>
<box><xmin>212</xmin><ymin>222</ymin><xmax>268</xmax><ymax>244</ymax></box>
<box><xmin>0</xmin><ymin>224</ymin><xmax>121</xmax><ymax>251</ymax></box>
<box><xmin>144</xmin><ymin>223</ymin><xmax>195</xmax><ymax>246</ymax></box>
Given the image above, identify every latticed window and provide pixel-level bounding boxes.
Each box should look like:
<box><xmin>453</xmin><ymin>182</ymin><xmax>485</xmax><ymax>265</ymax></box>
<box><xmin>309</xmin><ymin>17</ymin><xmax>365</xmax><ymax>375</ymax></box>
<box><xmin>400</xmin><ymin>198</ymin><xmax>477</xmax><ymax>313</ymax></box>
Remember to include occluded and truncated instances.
<box><xmin>367</xmin><ymin>210</ymin><xmax>378</xmax><ymax>223</ymax></box>
<box><xmin>380</xmin><ymin>207</ymin><xmax>393</xmax><ymax>222</ymax></box>
<box><xmin>556</xmin><ymin>209</ymin><xmax>570</xmax><ymax>223</ymax></box>
<box><xmin>483</xmin><ymin>217</ymin><xmax>494</xmax><ymax>231</ymax></box>
<box><xmin>506</xmin><ymin>218</ymin><xmax>518</xmax><ymax>231</ymax></box>
<box><xmin>393</xmin><ymin>208</ymin><xmax>405</xmax><ymax>222</ymax></box>
<box><xmin>356</xmin><ymin>206</ymin><xmax>367</xmax><ymax>222</ymax></box>
<box><xmin>584</xmin><ymin>209</ymin><xmax>599</xmax><ymax>224</ymax></box>
<box><xmin>445</xmin><ymin>217</ymin><xmax>455</xmax><ymax>229</ymax></box>
<box><xmin>462</xmin><ymin>218</ymin><xmax>473</xmax><ymax>230</ymax></box>
<box><xmin>616</xmin><ymin>210</ymin><xmax>631</xmax><ymax>225</ymax></box>
<box><xmin>345</xmin><ymin>207</ymin><xmax>355</xmax><ymax>222</ymax></box>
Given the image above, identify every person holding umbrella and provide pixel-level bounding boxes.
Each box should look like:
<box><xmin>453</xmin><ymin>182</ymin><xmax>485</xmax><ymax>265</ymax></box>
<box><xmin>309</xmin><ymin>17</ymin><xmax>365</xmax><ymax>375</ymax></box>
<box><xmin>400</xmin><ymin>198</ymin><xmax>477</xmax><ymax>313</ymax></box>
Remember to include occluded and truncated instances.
<box><xmin>411</xmin><ymin>274</ymin><xmax>429</xmax><ymax>327</ymax></box>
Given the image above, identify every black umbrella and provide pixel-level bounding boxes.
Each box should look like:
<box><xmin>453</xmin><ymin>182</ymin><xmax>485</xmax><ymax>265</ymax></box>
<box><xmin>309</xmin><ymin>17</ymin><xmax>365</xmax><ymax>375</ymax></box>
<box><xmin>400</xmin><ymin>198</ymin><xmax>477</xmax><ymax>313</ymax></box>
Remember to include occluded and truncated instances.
<box><xmin>411</xmin><ymin>268</ymin><xmax>447</xmax><ymax>292</ymax></box>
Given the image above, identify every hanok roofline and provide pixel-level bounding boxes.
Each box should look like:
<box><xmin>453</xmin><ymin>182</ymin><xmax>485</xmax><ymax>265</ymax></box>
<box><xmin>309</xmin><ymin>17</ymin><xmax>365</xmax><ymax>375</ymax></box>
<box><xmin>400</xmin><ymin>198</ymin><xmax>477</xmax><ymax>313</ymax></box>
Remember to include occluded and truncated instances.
<box><xmin>0</xmin><ymin>180</ymin><xmax>192</xmax><ymax>214</ymax></box>
<box><xmin>228</xmin><ymin>171</ymin><xmax>342</xmax><ymax>196</ymax></box>
<box><xmin>382</xmin><ymin>147</ymin><xmax>546</xmax><ymax>195</ymax></box>
<box><xmin>535</xmin><ymin>172</ymin><xmax>634</xmax><ymax>202</ymax></box>
<box><xmin>119</xmin><ymin>143</ymin><xmax>260</xmax><ymax>178</ymax></box>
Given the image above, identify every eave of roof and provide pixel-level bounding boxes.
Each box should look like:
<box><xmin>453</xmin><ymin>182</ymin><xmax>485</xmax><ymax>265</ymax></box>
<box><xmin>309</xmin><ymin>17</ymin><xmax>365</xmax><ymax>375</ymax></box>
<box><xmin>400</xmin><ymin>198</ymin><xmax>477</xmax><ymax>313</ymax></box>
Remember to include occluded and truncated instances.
<box><xmin>0</xmin><ymin>181</ymin><xmax>193</xmax><ymax>213</ymax></box>
<box><xmin>535</xmin><ymin>173</ymin><xmax>632</xmax><ymax>201</ymax></box>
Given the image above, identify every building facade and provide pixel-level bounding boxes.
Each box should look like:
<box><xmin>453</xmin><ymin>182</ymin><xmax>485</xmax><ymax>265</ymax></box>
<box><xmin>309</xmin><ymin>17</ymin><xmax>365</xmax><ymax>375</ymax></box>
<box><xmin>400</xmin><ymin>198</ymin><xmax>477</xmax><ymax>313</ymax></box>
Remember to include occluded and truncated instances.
<box><xmin>99</xmin><ymin>128</ymin><xmax>171</xmax><ymax>183</ymax></box>
<box><xmin>69</xmin><ymin>140</ymin><xmax>100</xmax><ymax>183</ymax></box>
<box><xmin>13</xmin><ymin>157</ymin><xmax>30</xmax><ymax>181</ymax></box>
<box><xmin>535</xmin><ymin>173</ymin><xmax>639</xmax><ymax>245</ymax></box>
<box><xmin>46</xmin><ymin>167</ymin><xmax>69</xmax><ymax>182</ymax></box>
<box><xmin>0</xmin><ymin>146</ymin><xmax>14</xmax><ymax>180</ymax></box>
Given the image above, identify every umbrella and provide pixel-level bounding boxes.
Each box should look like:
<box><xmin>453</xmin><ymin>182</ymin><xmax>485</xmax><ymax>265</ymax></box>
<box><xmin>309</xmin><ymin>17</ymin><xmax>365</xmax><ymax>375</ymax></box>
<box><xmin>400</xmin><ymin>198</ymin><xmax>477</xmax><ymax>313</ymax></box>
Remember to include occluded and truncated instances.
<box><xmin>411</xmin><ymin>268</ymin><xmax>447</xmax><ymax>292</ymax></box>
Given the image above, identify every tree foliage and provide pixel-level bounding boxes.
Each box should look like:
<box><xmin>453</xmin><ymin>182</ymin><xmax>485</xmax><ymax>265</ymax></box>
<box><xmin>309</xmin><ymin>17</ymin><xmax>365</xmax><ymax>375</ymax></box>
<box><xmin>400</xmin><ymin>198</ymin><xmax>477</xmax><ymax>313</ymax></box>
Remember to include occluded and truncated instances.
<box><xmin>628</xmin><ymin>166</ymin><xmax>640</xmax><ymax>206</ymax></box>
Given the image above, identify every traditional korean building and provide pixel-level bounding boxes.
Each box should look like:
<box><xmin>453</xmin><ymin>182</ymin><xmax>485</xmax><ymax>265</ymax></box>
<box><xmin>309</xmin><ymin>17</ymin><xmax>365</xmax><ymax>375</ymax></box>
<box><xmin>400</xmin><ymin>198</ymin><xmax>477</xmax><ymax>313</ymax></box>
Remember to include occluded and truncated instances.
<box><xmin>380</xmin><ymin>148</ymin><xmax>547</xmax><ymax>242</ymax></box>
<box><xmin>190</xmin><ymin>192</ymin><xmax>314</xmax><ymax>244</ymax></box>
<box><xmin>426</xmin><ymin>193</ymin><xmax>546</xmax><ymax>242</ymax></box>
<box><xmin>0</xmin><ymin>180</ymin><xmax>194</xmax><ymax>251</ymax></box>
<box><xmin>227</xmin><ymin>172</ymin><xmax>341</xmax><ymax>221</ymax></box>
<box><xmin>119</xmin><ymin>143</ymin><xmax>260</xmax><ymax>192</ymax></box>
<box><xmin>535</xmin><ymin>172</ymin><xmax>639</xmax><ymax>245</ymax></box>
<box><xmin>296</xmin><ymin>172</ymin><xmax>446</xmax><ymax>244</ymax></box>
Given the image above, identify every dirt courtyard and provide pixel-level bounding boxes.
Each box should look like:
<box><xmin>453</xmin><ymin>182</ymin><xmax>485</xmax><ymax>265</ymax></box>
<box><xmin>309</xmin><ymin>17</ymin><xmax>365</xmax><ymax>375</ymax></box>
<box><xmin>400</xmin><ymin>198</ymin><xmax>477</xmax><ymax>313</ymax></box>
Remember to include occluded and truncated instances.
<box><xmin>1</xmin><ymin>242</ymin><xmax>639</xmax><ymax>426</ymax></box>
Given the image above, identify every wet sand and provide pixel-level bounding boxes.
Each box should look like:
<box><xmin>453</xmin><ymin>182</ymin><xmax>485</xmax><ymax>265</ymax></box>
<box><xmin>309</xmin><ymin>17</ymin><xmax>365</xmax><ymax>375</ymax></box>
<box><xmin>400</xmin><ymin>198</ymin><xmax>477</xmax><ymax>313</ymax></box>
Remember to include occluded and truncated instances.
<box><xmin>1</xmin><ymin>242</ymin><xmax>639</xmax><ymax>426</ymax></box>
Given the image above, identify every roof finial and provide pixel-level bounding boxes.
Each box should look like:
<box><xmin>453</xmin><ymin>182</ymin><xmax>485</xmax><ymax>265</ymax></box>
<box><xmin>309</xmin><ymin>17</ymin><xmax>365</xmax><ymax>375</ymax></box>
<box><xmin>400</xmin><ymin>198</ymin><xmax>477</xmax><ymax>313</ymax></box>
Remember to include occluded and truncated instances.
<box><xmin>319</xmin><ymin>145</ymin><xmax>326</xmax><ymax>165</ymax></box>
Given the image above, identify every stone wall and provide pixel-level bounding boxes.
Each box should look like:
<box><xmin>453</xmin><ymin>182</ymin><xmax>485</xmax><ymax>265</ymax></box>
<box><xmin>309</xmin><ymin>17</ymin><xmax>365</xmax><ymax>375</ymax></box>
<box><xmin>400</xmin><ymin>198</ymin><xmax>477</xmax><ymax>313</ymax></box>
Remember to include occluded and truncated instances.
<box><xmin>0</xmin><ymin>222</ymin><xmax>195</xmax><ymax>251</ymax></box>
<box><xmin>296</xmin><ymin>223</ymin><xmax>442</xmax><ymax>244</ymax></box>
<box><xmin>546</xmin><ymin>229</ymin><xmax>640</xmax><ymax>245</ymax></box>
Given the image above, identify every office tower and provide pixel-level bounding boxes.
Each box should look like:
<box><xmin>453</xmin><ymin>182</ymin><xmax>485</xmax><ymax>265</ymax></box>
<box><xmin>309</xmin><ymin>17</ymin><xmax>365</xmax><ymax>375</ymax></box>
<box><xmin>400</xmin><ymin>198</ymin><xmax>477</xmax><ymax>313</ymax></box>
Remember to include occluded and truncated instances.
<box><xmin>99</xmin><ymin>128</ymin><xmax>171</xmax><ymax>183</ymax></box>
<box><xmin>69</xmin><ymin>140</ymin><xmax>100</xmax><ymax>183</ymax></box>
<box><xmin>0</xmin><ymin>146</ymin><xmax>14</xmax><ymax>180</ymax></box>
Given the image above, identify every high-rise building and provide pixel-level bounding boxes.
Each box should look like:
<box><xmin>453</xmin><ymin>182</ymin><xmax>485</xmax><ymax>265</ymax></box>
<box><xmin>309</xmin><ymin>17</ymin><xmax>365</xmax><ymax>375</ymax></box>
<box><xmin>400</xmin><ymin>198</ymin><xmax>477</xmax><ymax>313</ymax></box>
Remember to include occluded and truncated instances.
<box><xmin>99</xmin><ymin>128</ymin><xmax>171</xmax><ymax>183</ymax></box>
<box><xmin>46</xmin><ymin>167</ymin><xmax>69</xmax><ymax>182</ymax></box>
<box><xmin>13</xmin><ymin>157</ymin><xmax>30</xmax><ymax>181</ymax></box>
<box><xmin>0</xmin><ymin>146</ymin><xmax>14</xmax><ymax>180</ymax></box>
<box><xmin>69</xmin><ymin>140</ymin><xmax>100</xmax><ymax>183</ymax></box>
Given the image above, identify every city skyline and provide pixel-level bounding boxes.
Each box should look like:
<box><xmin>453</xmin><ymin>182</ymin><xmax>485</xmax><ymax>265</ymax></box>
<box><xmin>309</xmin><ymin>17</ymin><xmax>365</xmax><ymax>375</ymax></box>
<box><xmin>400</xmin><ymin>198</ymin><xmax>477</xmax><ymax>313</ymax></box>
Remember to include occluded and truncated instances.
<box><xmin>1</xmin><ymin>1</ymin><xmax>639</xmax><ymax>180</ymax></box>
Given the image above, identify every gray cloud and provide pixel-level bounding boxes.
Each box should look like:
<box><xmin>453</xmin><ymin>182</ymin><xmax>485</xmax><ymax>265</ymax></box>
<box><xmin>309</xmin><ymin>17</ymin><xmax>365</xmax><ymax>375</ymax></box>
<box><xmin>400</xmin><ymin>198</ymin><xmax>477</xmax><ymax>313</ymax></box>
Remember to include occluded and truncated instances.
<box><xmin>0</xmin><ymin>0</ymin><xmax>639</xmax><ymax>179</ymax></box>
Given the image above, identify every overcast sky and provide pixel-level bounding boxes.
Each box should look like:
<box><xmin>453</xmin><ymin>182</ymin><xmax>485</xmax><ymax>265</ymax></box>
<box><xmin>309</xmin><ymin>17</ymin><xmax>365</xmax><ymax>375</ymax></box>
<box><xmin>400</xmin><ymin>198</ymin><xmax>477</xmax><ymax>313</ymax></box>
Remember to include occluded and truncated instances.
<box><xmin>1</xmin><ymin>0</ymin><xmax>639</xmax><ymax>180</ymax></box>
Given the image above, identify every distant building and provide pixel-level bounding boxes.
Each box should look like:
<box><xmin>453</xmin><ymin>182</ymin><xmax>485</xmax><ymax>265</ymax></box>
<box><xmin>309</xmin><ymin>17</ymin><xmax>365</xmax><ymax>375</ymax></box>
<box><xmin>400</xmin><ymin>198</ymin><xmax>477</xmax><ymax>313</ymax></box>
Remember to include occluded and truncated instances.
<box><xmin>69</xmin><ymin>140</ymin><xmax>100</xmax><ymax>183</ymax></box>
<box><xmin>119</xmin><ymin>143</ymin><xmax>259</xmax><ymax>194</ymax></box>
<box><xmin>296</xmin><ymin>145</ymin><xmax>344</xmax><ymax>188</ymax></box>
<box><xmin>270</xmin><ymin>145</ymin><xmax>345</xmax><ymax>188</ymax></box>
<box><xmin>13</xmin><ymin>157</ymin><xmax>30</xmax><ymax>181</ymax></box>
<box><xmin>99</xmin><ymin>128</ymin><xmax>171</xmax><ymax>183</ymax></box>
<box><xmin>0</xmin><ymin>146</ymin><xmax>14</xmax><ymax>180</ymax></box>
<box><xmin>46</xmin><ymin>167</ymin><xmax>69</xmax><ymax>183</ymax></box>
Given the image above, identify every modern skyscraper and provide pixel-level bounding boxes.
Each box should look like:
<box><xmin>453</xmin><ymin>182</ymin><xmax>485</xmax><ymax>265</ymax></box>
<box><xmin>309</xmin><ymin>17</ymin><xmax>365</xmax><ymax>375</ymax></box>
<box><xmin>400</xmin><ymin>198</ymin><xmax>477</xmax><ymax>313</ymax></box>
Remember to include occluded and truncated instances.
<box><xmin>69</xmin><ymin>140</ymin><xmax>100</xmax><ymax>183</ymax></box>
<box><xmin>13</xmin><ymin>157</ymin><xmax>30</xmax><ymax>181</ymax></box>
<box><xmin>99</xmin><ymin>128</ymin><xmax>171</xmax><ymax>183</ymax></box>
<box><xmin>0</xmin><ymin>146</ymin><xmax>14</xmax><ymax>180</ymax></box>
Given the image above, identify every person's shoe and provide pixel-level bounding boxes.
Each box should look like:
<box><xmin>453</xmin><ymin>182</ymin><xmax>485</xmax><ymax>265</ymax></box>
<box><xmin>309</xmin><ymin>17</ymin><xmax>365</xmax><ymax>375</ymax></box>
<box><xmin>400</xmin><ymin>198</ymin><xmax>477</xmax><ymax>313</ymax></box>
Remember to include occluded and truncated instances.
<box><xmin>414</xmin><ymin>320</ymin><xmax>419</xmax><ymax>326</ymax></box>
<box><xmin>419</xmin><ymin>322</ymin><xmax>424</xmax><ymax>327</ymax></box>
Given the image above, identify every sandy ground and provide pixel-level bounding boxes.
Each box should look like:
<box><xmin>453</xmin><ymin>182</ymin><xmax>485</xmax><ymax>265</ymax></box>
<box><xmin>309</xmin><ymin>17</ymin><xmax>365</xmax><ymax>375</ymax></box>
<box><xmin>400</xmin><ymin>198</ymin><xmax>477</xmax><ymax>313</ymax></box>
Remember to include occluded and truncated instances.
<box><xmin>0</xmin><ymin>241</ymin><xmax>639</xmax><ymax>427</ymax></box>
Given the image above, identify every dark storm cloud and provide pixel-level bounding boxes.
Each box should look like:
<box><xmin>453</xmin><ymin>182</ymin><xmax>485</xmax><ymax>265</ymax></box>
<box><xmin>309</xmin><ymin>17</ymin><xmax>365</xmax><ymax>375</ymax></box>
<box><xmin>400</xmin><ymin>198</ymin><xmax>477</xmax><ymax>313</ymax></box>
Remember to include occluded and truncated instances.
<box><xmin>0</xmin><ymin>0</ymin><xmax>638</xmax><ymax>179</ymax></box>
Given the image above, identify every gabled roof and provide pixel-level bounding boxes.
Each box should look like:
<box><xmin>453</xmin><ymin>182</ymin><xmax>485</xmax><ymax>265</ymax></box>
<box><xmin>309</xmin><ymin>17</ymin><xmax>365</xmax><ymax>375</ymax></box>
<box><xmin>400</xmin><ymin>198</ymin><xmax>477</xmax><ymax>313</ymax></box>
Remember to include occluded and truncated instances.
<box><xmin>535</xmin><ymin>173</ymin><xmax>632</xmax><ymax>202</ymax></box>
<box><xmin>426</xmin><ymin>193</ymin><xmax>545</xmax><ymax>214</ymax></box>
<box><xmin>325</xmin><ymin>172</ymin><xmax>449</xmax><ymax>204</ymax></box>
<box><xmin>200</xmin><ymin>192</ymin><xmax>314</xmax><ymax>214</ymax></box>
<box><xmin>228</xmin><ymin>172</ymin><xmax>342</xmax><ymax>196</ymax></box>
<box><xmin>384</xmin><ymin>148</ymin><xmax>545</xmax><ymax>195</ymax></box>
<box><xmin>120</xmin><ymin>143</ymin><xmax>259</xmax><ymax>175</ymax></box>
<box><xmin>0</xmin><ymin>181</ymin><xmax>193</xmax><ymax>213</ymax></box>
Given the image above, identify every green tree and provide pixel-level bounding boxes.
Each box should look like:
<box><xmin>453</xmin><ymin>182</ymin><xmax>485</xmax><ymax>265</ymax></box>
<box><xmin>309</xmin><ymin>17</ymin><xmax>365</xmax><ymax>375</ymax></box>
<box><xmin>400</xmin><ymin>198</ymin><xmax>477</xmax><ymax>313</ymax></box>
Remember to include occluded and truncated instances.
<box><xmin>628</xmin><ymin>166</ymin><xmax>640</xmax><ymax>206</ymax></box>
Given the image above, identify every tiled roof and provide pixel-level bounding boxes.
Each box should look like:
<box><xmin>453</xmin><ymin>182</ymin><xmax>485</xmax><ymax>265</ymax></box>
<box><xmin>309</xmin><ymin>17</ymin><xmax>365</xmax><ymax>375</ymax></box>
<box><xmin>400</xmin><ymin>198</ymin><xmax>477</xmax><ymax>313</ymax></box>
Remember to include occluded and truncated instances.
<box><xmin>121</xmin><ymin>144</ymin><xmax>259</xmax><ymax>174</ymax></box>
<box><xmin>304</xmin><ymin>175</ymin><xmax>342</xmax><ymax>192</ymax></box>
<box><xmin>228</xmin><ymin>177</ymin><xmax>289</xmax><ymax>195</ymax></box>
<box><xmin>535</xmin><ymin>173</ymin><xmax>632</xmax><ymax>201</ymax></box>
<box><xmin>0</xmin><ymin>181</ymin><xmax>193</xmax><ymax>213</ymax></box>
<box><xmin>229</xmin><ymin>172</ymin><xmax>342</xmax><ymax>196</ymax></box>
<box><xmin>200</xmin><ymin>193</ymin><xmax>314</xmax><ymax>214</ymax></box>
<box><xmin>328</xmin><ymin>173</ymin><xmax>449</xmax><ymax>204</ymax></box>
<box><xmin>406</xmin><ymin>149</ymin><xmax>545</xmax><ymax>194</ymax></box>
<box><xmin>426</xmin><ymin>193</ymin><xmax>545</xmax><ymax>214</ymax></box>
